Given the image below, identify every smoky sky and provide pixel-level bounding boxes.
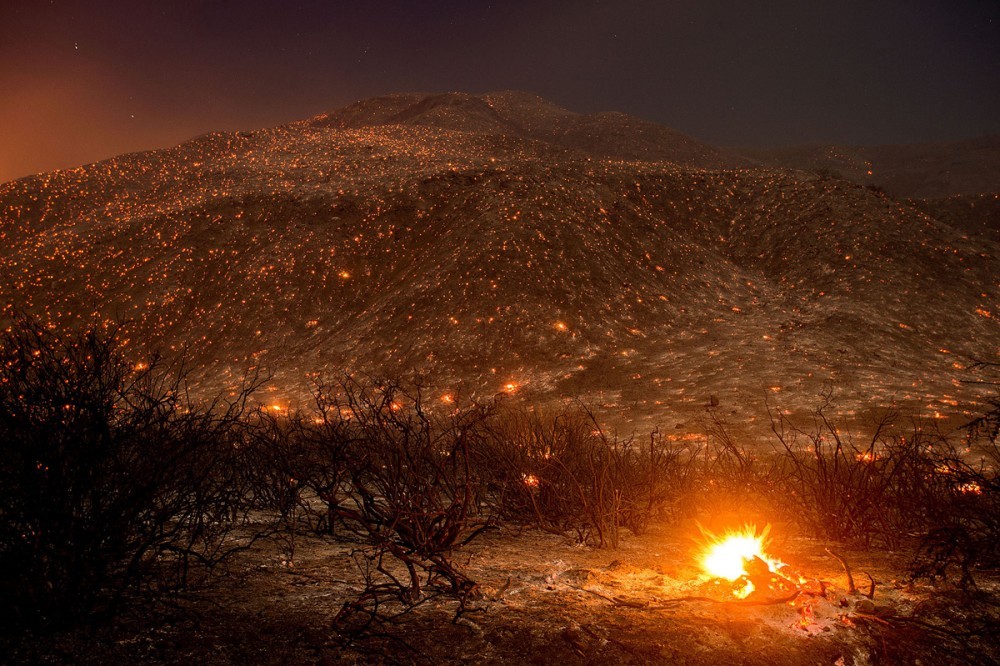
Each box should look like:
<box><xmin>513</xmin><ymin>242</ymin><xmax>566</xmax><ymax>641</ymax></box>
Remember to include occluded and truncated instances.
<box><xmin>1</xmin><ymin>0</ymin><xmax>997</xmax><ymax>184</ymax></box>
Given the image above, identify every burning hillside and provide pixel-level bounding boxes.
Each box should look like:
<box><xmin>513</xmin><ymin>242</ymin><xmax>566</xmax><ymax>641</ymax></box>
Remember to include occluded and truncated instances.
<box><xmin>1</xmin><ymin>92</ymin><xmax>997</xmax><ymax>433</ymax></box>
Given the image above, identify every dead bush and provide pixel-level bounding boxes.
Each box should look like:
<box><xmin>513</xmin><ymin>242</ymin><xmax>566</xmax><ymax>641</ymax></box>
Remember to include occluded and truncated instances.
<box><xmin>0</xmin><ymin>315</ymin><xmax>268</xmax><ymax>629</ymax></box>
<box><xmin>308</xmin><ymin>378</ymin><xmax>497</xmax><ymax>632</ymax></box>
<box><xmin>247</xmin><ymin>404</ymin><xmax>354</xmax><ymax>547</ymax></box>
<box><xmin>908</xmin><ymin>408</ymin><xmax>1000</xmax><ymax>588</ymax></box>
<box><xmin>769</xmin><ymin>403</ymin><xmax>923</xmax><ymax>548</ymax></box>
<box><xmin>475</xmin><ymin>405</ymin><xmax>695</xmax><ymax>547</ymax></box>
<box><xmin>768</xmin><ymin>396</ymin><xmax>999</xmax><ymax>575</ymax></box>
<box><xmin>694</xmin><ymin>410</ymin><xmax>787</xmax><ymax>525</ymax></box>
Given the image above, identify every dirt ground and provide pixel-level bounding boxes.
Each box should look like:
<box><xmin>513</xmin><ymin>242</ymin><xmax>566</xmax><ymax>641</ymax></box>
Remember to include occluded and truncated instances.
<box><xmin>4</xmin><ymin>520</ymin><xmax>999</xmax><ymax>665</ymax></box>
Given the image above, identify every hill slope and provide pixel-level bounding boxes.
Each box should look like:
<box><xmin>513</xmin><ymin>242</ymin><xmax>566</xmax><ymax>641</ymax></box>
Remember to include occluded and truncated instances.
<box><xmin>744</xmin><ymin>136</ymin><xmax>1000</xmax><ymax>199</ymax></box>
<box><xmin>1</xmin><ymin>93</ymin><xmax>998</xmax><ymax>431</ymax></box>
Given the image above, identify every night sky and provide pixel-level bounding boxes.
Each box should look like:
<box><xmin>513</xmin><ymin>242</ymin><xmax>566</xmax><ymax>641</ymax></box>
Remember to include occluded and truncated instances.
<box><xmin>1</xmin><ymin>0</ymin><xmax>997</xmax><ymax>184</ymax></box>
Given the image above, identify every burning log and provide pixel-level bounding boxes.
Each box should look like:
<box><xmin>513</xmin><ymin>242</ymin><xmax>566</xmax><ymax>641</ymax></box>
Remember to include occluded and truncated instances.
<box><xmin>698</xmin><ymin>524</ymin><xmax>801</xmax><ymax>601</ymax></box>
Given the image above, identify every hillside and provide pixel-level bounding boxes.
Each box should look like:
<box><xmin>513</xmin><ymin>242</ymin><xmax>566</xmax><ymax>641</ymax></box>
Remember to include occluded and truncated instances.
<box><xmin>744</xmin><ymin>136</ymin><xmax>1000</xmax><ymax>199</ymax></box>
<box><xmin>1</xmin><ymin>93</ymin><xmax>998</xmax><ymax>432</ymax></box>
<box><xmin>908</xmin><ymin>193</ymin><xmax>1000</xmax><ymax>244</ymax></box>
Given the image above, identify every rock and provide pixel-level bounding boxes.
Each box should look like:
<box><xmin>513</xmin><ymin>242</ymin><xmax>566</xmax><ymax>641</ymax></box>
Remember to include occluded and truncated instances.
<box><xmin>854</xmin><ymin>599</ymin><xmax>876</xmax><ymax>614</ymax></box>
<box><xmin>559</xmin><ymin>568</ymin><xmax>597</xmax><ymax>585</ymax></box>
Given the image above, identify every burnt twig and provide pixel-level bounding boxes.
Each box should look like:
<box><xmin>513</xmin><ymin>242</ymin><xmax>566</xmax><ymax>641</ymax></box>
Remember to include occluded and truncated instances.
<box><xmin>826</xmin><ymin>548</ymin><xmax>858</xmax><ymax>594</ymax></box>
<box><xmin>864</xmin><ymin>571</ymin><xmax>877</xmax><ymax>600</ymax></box>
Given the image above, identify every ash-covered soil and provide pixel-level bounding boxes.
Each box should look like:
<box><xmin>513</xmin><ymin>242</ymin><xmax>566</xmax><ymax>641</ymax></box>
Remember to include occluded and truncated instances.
<box><xmin>6</xmin><ymin>523</ymin><xmax>998</xmax><ymax>665</ymax></box>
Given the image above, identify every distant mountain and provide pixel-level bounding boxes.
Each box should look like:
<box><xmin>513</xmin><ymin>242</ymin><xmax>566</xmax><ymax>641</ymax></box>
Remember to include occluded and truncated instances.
<box><xmin>743</xmin><ymin>136</ymin><xmax>1000</xmax><ymax>199</ymax></box>
<box><xmin>907</xmin><ymin>193</ymin><xmax>1000</xmax><ymax>244</ymax></box>
<box><xmin>1</xmin><ymin>92</ymin><xmax>998</xmax><ymax>432</ymax></box>
<box><xmin>307</xmin><ymin>91</ymin><xmax>754</xmax><ymax>169</ymax></box>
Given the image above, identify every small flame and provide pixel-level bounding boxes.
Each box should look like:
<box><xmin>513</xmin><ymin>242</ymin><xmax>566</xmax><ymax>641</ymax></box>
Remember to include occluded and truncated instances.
<box><xmin>700</xmin><ymin>524</ymin><xmax>782</xmax><ymax>582</ymax></box>
<box><xmin>798</xmin><ymin>600</ymin><xmax>816</xmax><ymax>629</ymax></box>
<box><xmin>732</xmin><ymin>579</ymin><xmax>755</xmax><ymax>599</ymax></box>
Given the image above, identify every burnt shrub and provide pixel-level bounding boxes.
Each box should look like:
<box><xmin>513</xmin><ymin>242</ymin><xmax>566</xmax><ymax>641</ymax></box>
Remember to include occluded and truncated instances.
<box><xmin>769</xmin><ymin>404</ymin><xmax>935</xmax><ymax>548</ymax></box>
<box><xmin>613</xmin><ymin>427</ymin><xmax>700</xmax><ymax>534</ymax></box>
<box><xmin>768</xmin><ymin>397</ymin><xmax>999</xmax><ymax>577</ymax></box>
<box><xmin>475</xmin><ymin>407</ymin><xmax>599</xmax><ymax>540</ymax></box>
<box><xmin>770</xmin><ymin>406</ymin><xmax>902</xmax><ymax>547</ymax></box>
<box><xmin>0</xmin><ymin>315</ymin><xmax>267</xmax><ymax>629</ymax></box>
<box><xmin>908</xmin><ymin>411</ymin><xmax>1000</xmax><ymax>588</ymax></box>
<box><xmin>245</xmin><ymin>405</ymin><xmax>350</xmax><ymax>542</ymax></box>
<box><xmin>474</xmin><ymin>405</ymin><xmax>695</xmax><ymax>547</ymax></box>
<box><xmin>308</xmin><ymin>378</ymin><xmax>498</xmax><ymax>632</ymax></box>
<box><xmin>693</xmin><ymin>411</ymin><xmax>787</xmax><ymax>527</ymax></box>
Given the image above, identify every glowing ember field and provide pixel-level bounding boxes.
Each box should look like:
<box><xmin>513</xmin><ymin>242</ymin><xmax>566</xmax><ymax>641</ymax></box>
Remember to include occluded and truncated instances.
<box><xmin>1</xmin><ymin>92</ymin><xmax>998</xmax><ymax>438</ymax></box>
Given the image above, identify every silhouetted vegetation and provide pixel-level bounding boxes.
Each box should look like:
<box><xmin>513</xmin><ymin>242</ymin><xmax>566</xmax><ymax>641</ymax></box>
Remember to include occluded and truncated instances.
<box><xmin>320</xmin><ymin>378</ymin><xmax>496</xmax><ymax>633</ymax></box>
<box><xmin>765</xmin><ymin>396</ymin><xmax>1000</xmax><ymax>587</ymax></box>
<box><xmin>0</xmin><ymin>315</ymin><xmax>271</xmax><ymax>629</ymax></box>
<box><xmin>475</xmin><ymin>406</ymin><xmax>696</xmax><ymax>547</ymax></box>
<box><xmin>2</xmin><ymin>316</ymin><xmax>999</xmax><ymax>643</ymax></box>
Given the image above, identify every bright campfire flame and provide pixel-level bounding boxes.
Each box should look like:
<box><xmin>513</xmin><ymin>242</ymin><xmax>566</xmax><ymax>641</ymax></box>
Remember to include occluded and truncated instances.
<box><xmin>700</xmin><ymin>525</ymin><xmax>782</xmax><ymax>584</ymax></box>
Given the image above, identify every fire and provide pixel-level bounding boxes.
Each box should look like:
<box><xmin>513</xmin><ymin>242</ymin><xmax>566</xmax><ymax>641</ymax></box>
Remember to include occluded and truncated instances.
<box><xmin>700</xmin><ymin>525</ymin><xmax>783</xmax><ymax>584</ymax></box>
